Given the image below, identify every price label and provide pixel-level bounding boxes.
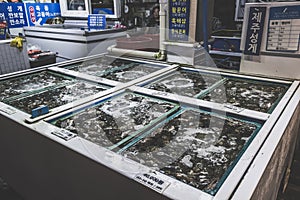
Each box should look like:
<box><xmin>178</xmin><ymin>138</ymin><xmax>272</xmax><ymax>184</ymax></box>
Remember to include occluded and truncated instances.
<box><xmin>134</xmin><ymin>172</ymin><xmax>170</xmax><ymax>193</ymax></box>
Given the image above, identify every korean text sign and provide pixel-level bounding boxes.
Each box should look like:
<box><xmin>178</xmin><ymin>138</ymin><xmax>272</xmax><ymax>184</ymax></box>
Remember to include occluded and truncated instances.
<box><xmin>88</xmin><ymin>14</ymin><xmax>106</xmax><ymax>30</ymax></box>
<box><xmin>0</xmin><ymin>3</ymin><xmax>28</xmax><ymax>28</ymax></box>
<box><xmin>25</xmin><ymin>3</ymin><xmax>60</xmax><ymax>26</ymax></box>
<box><xmin>244</xmin><ymin>6</ymin><xmax>266</xmax><ymax>55</ymax></box>
<box><xmin>168</xmin><ymin>0</ymin><xmax>190</xmax><ymax>41</ymax></box>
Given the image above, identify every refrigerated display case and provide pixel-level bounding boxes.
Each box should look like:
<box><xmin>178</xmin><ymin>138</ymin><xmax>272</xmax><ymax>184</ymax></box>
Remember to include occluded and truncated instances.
<box><xmin>23</xmin><ymin>0</ymin><xmax>125</xmax><ymax>62</ymax></box>
<box><xmin>1</xmin><ymin>53</ymin><xmax>299</xmax><ymax>200</ymax></box>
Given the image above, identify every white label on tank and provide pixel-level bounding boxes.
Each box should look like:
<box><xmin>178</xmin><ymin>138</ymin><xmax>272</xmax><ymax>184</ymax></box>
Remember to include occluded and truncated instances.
<box><xmin>0</xmin><ymin>106</ymin><xmax>16</xmax><ymax>115</ymax></box>
<box><xmin>134</xmin><ymin>172</ymin><xmax>170</xmax><ymax>193</ymax></box>
<box><xmin>224</xmin><ymin>104</ymin><xmax>244</xmax><ymax>113</ymax></box>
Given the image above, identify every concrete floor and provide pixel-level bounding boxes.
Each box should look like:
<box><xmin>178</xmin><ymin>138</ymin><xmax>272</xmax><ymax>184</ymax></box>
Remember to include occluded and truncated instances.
<box><xmin>0</xmin><ymin>177</ymin><xmax>23</xmax><ymax>200</ymax></box>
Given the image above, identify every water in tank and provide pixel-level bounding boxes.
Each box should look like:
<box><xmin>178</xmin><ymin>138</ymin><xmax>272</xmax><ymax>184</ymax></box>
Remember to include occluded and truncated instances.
<box><xmin>120</xmin><ymin>108</ymin><xmax>262</xmax><ymax>195</ymax></box>
<box><xmin>50</xmin><ymin>92</ymin><xmax>179</xmax><ymax>150</ymax></box>
<box><xmin>200</xmin><ymin>78</ymin><xmax>289</xmax><ymax>113</ymax></box>
<box><xmin>145</xmin><ymin>69</ymin><xmax>222</xmax><ymax>97</ymax></box>
<box><xmin>67</xmin><ymin>56</ymin><xmax>162</xmax><ymax>82</ymax></box>
<box><xmin>4</xmin><ymin>80</ymin><xmax>108</xmax><ymax>114</ymax></box>
<box><xmin>144</xmin><ymin>68</ymin><xmax>289</xmax><ymax>113</ymax></box>
<box><xmin>0</xmin><ymin>71</ymin><xmax>73</xmax><ymax>101</ymax></box>
<box><xmin>66</xmin><ymin>56</ymin><xmax>133</xmax><ymax>76</ymax></box>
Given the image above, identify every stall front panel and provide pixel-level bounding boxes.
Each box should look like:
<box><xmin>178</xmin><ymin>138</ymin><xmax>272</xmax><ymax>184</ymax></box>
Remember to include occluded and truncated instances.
<box><xmin>0</xmin><ymin>54</ymin><xmax>299</xmax><ymax>200</ymax></box>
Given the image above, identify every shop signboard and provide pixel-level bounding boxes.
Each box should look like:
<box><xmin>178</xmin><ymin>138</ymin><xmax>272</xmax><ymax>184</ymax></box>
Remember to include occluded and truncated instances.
<box><xmin>88</xmin><ymin>14</ymin><xmax>106</xmax><ymax>30</ymax></box>
<box><xmin>266</xmin><ymin>5</ymin><xmax>300</xmax><ymax>52</ymax></box>
<box><xmin>0</xmin><ymin>3</ymin><xmax>28</xmax><ymax>28</ymax></box>
<box><xmin>244</xmin><ymin>6</ymin><xmax>266</xmax><ymax>55</ymax></box>
<box><xmin>25</xmin><ymin>3</ymin><xmax>60</xmax><ymax>26</ymax></box>
<box><xmin>168</xmin><ymin>0</ymin><xmax>191</xmax><ymax>41</ymax></box>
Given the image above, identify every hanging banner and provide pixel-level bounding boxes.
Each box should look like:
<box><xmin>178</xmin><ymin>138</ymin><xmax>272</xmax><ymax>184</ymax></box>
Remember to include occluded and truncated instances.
<box><xmin>25</xmin><ymin>3</ymin><xmax>61</xmax><ymax>26</ymax></box>
<box><xmin>244</xmin><ymin>6</ymin><xmax>266</xmax><ymax>55</ymax></box>
<box><xmin>0</xmin><ymin>3</ymin><xmax>28</xmax><ymax>28</ymax></box>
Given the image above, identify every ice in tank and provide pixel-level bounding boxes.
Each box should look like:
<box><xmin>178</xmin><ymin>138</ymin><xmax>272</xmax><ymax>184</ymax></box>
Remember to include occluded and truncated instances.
<box><xmin>0</xmin><ymin>71</ymin><xmax>73</xmax><ymax>101</ymax></box>
<box><xmin>67</xmin><ymin>56</ymin><xmax>162</xmax><ymax>82</ymax></box>
<box><xmin>4</xmin><ymin>80</ymin><xmax>108</xmax><ymax>114</ymax></box>
<box><xmin>145</xmin><ymin>69</ymin><xmax>222</xmax><ymax>97</ymax></box>
<box><xmin>121</xmin><ymin>108</ymin><xmax>261</xmax><ymax>195</ymax></box>
<box><xmin>50</xmin><ymin>92</ymin><xmax>179</xmax><ymax>150</ymax></box>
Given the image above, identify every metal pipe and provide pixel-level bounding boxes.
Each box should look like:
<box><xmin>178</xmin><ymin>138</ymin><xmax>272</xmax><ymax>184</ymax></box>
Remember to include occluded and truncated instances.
<box><xmin>163</xmin><ymin>41</ymin><xmax>201</xmax><ymax>48</ymax></box>
<box><xmin>159</xmin><ymin>0</ymin><xmax>167</xmax><ymax>60</ymax></box>
<box><xmin>107</xmin><ymin>1</ymin><xmax>168</xmax><ymax>61</ymax></box>
<box><xmin>107</xmin><ymin>45</ymin><xmax>158</xmax><ymax>59</ymax></box>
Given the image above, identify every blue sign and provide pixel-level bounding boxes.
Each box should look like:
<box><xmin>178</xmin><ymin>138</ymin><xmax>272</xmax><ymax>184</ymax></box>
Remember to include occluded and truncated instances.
<box><xmin>88</xmin><ymin>14</ymin><xmax>106</xmax><ymax>30</ymax></box>
<box><xmin>92</xmin><ymin>8</ymin><xmax>113</xmax><ymax>15</ymax></box>
<box><xmin>0</xmin><ymin>3</ymin><xmax>28</xmax><ymax>28</ymax></box>
<box><xmin>244</xmin><ymin>6</ymin><xmax>266</xmax><ymax>55</ymax></box>
<box><xmin>266</xmin><ymin>5</ymin><xmax>300</xmax><ymax>52</ymax></box>
<box><xmin>169</xmin><ymin>0</ymin><xmax>190</xmax><ymax>41</ymax></box>
<box><xmin>270</xmin><ymin>5</ymin><xmax>300</xmax><ymax>20</ymax></box>
<box><xmin>25</xmin><ymin>3</ymin><xmax>60</xmax><ymax>26</ymax></box>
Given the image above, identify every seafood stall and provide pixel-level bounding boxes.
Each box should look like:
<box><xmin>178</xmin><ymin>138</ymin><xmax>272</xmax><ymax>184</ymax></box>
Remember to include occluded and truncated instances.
<box><xmin>0</xmin><ymin>52</ymin><xmax>300</xmax><ymax>200</ymax></box>
<box><xmin>1</xmin><ymin>1</ymin><xmax>300</xmax><ymax>200</ymax></box>
<box><xmin>23</xmin><ymin>0</ymin><xmax>126</xmax><ymax>62</ymax></box>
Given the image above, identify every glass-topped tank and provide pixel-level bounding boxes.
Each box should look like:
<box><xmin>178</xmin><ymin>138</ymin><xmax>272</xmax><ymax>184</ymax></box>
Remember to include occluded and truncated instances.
<box><xmin>66</xmin><ymin>56</ymin><xmax>132</xmax><ymax>76</ymax></box>
<box><xmin>0</xmin><ymin>53</ymin><xmax>297</xmax><ymax>200</ymax></box>
<box><xmin>4</xmin><ymin>81</ymin><xmax>107</xmax><ymax>114</ymax></box>
<box><xmin>67</xmin><ymin>56</ymin><xmax>162</xmax><ymax>83</ymax></box>
<box><xmin>144</xmin><ymin>69</ymin><xmax>289</xmax><ymax>113</ymax></box>
<box><xmin>121</xmin><ymin>108</ymin><xmax>261</xmax><ymax>195</ymax></box>
<box><xmin>0</xmin><ymin>71</ymin><xmax>73</xmax><ymax>101</ymax></box>
<box><xmin>50</xmin><ymin>92</ymin><xmax>179</xmax><ymax>150</ymax></box>
<box><xmin>201</xmin><ymin>78</ymin><xmax>289</xmax><ymax>113</ymax></box>
<box><xmin>146</xmin><ymin>70</ymin><xmax>221</xmax><ymax>97</ymax></box>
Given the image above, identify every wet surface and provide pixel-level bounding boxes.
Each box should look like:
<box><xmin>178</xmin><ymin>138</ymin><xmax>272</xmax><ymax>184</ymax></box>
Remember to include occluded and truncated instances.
<box><xmin>202</xmin><ymin>79</ymin><xmax>289</xmax><ymax>113</ymax></box>
<box><xmin>122</xmin><ymin>109</ymin><xmax>260</xmax><ymax>194</ymax></box>
<box><xmin>0</xmin><ymin>56</ymin><xmax>292</xmax><ymax>198</ymax></box>
<box><xmin>145</xmin><ymin>70</ymin><xmax>289</xmax><ymax>113</ymax></box>
<box><xmin>102</xmin><ymin>64</ymin><xmax>160</xmax><ymax>83</ymax></box>
<box><xmin>0</xmin><ymin>71</ymin><xmax>72</xmax><ymax>101</ymax></box>
<box><xmin>6</xmin><ymin>81</ymin><xmax>107</xmax><ymax>114</ymax></box>
<box><xmin>68</xmin><ymin>57</ymin><xmax>161</xmax><ymax>82</ymax></box>
<box><xmin>67</xmin><ymin>57</ymin><xmax>133</xmax><ymax>76</ymax></box>
<box><xmin>52</xmin><ymin>93</ymin><xmax>178</xmax><ymax>150</ymax></box>
<box><xmin>146</xmin><ymin>70</ymin><xmax>221</xmax><ymax>97</ymax></box>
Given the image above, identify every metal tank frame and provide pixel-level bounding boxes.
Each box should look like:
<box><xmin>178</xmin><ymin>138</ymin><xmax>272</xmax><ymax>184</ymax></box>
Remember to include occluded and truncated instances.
<box><xmin>0</xmin><ymin>54</ymin><xmax>300</xmax><ymax>200</ymax></box>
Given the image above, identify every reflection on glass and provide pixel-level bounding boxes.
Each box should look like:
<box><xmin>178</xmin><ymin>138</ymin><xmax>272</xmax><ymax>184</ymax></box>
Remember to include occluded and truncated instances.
<box><xmin>91</xmin><ymin>0</ymin><xmax>115</xmax><ymax>15</ymax></box>
<box><xmin>67</xmin><ymin>0</ymin><xmax>86</xmax><ymax>10</ymax></box>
